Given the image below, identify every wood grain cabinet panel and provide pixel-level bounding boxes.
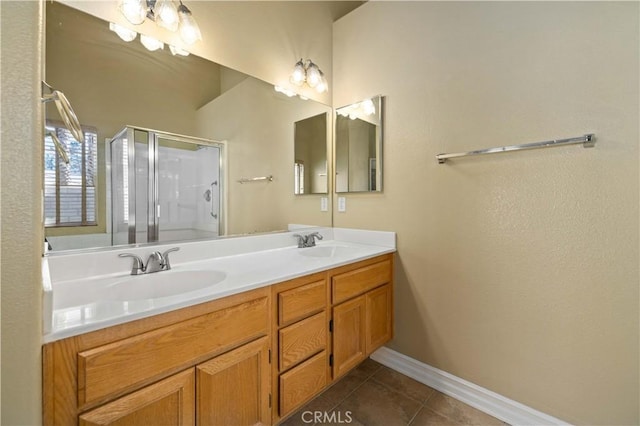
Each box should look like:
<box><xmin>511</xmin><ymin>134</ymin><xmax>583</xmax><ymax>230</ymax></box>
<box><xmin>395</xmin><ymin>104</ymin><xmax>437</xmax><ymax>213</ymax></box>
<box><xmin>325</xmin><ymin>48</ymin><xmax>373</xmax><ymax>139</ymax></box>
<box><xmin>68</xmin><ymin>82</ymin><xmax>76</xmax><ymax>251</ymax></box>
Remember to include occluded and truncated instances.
<box><xmin>77</xmin><ymin>296</ymin><xmax>268</xmax><ymax>408</ymax></box>
<box><xmin>279</xmin><ymin>311</ymin><xmax>326</xmax><ymax>371</ymax></box>
<box><xmin>332</xmin><ymin>260</ymin><xmax>391</xmax><ymax>304</ymax></box>
<box><xmin>278</xmin><ymin>280</ymin><xmax>326</xmax><ymax>326</ymax></box>
<box><xmin>279</xmin><ymin>351</ymin><xmax>327</xmax><ymax>417</ymax></box>
<box><xmin>197</xmin><ymin>337</ymin><xmax>270</xmax><ymax>426</ymax></box>
<box><xmin>366</xmin><ymin>284</ymin><xmax>393</xmax><ymax>354</ymax></box>
<box><xmin>332</xmin><ymin>295</ymin><xmax>367</xmax><ymax>379</ymax></box>
<box><xmin>78</xmin><ymin>369</ymin><xmax>195</xmax><ymax>426</ymax></box>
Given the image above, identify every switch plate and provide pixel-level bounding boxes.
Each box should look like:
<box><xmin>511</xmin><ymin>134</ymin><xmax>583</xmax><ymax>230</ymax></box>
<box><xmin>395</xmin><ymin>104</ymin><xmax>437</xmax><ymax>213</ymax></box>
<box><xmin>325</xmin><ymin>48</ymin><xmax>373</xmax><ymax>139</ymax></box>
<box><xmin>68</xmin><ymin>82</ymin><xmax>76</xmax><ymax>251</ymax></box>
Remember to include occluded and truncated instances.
<box><xmin>338</xmin><ymin>197</ymin><xmax>346</xmax><ymax>212</ymax></box>
<box><xmin>320</xmin><ymin>197</ymin><xmax>328</xmax><ymax>212</ymax></box>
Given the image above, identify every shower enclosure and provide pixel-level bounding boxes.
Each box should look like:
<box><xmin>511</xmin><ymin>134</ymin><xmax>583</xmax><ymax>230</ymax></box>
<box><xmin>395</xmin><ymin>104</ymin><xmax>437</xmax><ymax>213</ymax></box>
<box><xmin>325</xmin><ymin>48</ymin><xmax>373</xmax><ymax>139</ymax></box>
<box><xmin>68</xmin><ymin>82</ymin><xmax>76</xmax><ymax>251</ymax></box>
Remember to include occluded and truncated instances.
<box><xmin>110</xmin><ymin>126</ymin><xmax>224</xmax><ymax>246</ymax></box>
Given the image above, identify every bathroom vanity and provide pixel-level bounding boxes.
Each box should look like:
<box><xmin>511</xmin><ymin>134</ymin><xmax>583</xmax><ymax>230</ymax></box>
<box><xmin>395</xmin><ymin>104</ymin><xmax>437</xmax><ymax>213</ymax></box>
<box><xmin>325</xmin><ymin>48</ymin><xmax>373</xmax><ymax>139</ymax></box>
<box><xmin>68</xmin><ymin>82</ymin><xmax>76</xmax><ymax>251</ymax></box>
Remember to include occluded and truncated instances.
<box><xmin>42</xmin><ymin>229</ymin><xmax>395</xmax><ymax>425</ymax></box>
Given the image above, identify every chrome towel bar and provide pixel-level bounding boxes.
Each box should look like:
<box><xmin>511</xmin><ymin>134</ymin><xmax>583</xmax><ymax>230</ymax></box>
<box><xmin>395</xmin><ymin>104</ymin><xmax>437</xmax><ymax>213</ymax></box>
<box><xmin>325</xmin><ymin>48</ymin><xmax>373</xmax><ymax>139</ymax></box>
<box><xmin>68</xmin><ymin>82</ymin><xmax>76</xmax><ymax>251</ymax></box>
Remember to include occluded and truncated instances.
<box><xmin>237</xmin><ymin>175</ymin><xmax>273</xmax><ymax>184</ymax></box>
<box><xmin>436</xmin><ymin>134</ymin><xmax>595</xmax><ymax>164</ymax></box>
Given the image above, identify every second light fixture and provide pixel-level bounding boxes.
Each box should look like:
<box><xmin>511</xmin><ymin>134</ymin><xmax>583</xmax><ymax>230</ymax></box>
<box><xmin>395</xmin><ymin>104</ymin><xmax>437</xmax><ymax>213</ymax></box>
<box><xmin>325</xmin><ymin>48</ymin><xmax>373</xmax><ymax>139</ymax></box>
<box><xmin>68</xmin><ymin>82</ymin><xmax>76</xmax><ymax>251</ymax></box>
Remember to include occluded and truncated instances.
<box><xmin>117</xmin><ymin>0</ymin><xmax>202</xmax><ymax>46</ymax></box>
<box><xmin>290</xmin><ymin>59</ymin><xmax>328</xmax><ymax>93</ymax></box>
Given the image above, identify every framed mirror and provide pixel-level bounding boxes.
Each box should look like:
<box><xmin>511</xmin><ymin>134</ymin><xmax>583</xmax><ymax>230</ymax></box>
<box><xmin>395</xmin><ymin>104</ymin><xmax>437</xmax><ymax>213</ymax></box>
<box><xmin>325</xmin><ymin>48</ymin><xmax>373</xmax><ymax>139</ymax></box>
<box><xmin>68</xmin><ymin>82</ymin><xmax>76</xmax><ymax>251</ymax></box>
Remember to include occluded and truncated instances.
<box><xmin>294</xmin><ymin>113</ymin><xmax>329</xmax><ymax>195</ymax></box>
<box><xmin>44</xmin><ymin>1</ymin><xmax>332</xmax><ymax>252</ymax></box>
<box><xmin>335</xmin><ymin>95</ymin><xmax>383</xmax><ymax>193</ymax></box>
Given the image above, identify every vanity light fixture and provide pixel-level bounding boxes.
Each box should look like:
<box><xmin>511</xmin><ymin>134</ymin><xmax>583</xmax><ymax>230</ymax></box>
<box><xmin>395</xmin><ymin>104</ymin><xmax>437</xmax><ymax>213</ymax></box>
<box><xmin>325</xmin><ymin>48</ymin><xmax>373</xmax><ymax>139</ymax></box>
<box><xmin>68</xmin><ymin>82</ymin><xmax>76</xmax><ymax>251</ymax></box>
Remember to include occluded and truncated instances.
<box><xmin>109</xmin><ymin>22</ymin><xmax>138</xmax><ymax>42</ymax></box>
<box><xmin>117</xmin><ymin>0</ymin><xmax>202</xmax><ymax>46</ymax></box>
<box><xmin>140</xmin><ymin>34</ymin><xmax>164</xmax><ymax>51</ymax></box>
<box><xmin>274</xmin><ymin>85</ymin><xmax>297</xmax><ymax>97</ymax></box>
<box><xmin>169</xmin><ymin>45</ymin><xmax>190</xmax><ymax>56</ymax></box>
<box><xmin>273</xmin><ymin>86</ymin><xmax>309</xmax><ymax>101</ymax></box>
<box><xmin>289</xmin><ymin>59</ymin><xmax>328</xmax><ymax>94</ymax></box>
<box><xmin>337</xmin><ymin>98</ymin><xmax>376</xmax><ymax>120</ymax></box>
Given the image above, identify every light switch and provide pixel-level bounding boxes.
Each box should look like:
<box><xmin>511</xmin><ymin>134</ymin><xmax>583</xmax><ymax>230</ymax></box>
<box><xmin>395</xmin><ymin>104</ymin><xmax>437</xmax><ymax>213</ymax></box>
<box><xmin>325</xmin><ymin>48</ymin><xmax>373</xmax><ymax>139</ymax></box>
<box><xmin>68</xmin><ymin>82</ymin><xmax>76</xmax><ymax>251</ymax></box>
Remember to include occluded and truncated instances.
<box><xmin>320</xmin><ymin>197</ymin><xmax>328</xmax><ymax>212</ymax></box>
<box><xmin>338</xmin><ymin>197</ymin><xmax>346</xmax><ymax>212</ymax></box>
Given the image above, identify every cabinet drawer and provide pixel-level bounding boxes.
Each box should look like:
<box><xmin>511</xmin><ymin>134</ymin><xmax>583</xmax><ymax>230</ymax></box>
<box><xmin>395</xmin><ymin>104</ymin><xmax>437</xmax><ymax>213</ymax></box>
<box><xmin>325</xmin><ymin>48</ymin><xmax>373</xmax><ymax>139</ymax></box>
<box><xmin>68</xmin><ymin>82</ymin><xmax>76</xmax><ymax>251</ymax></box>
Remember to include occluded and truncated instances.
<box><xmin>332</xmin><ymin>260</ymin><xmax>391</xmax><ymax>304</ymax></box>
<box><xmin>279</xmin><ymin>312</ymin><xmax>326</xmax><ymax>371</ymax></box>
<box><xmin>77</xmin><ymin>296</ymin><xmax>268</xmax><ymax>408</ymax></box>
<box><xmin>279</xmin><ymin>351</ymin><xmax>327</xmax><ymax>416</ymax></box>
<box><xmin>278</xmin><ymin>279</ymin><xmax>326</xmax><ymax>326</ymax></box>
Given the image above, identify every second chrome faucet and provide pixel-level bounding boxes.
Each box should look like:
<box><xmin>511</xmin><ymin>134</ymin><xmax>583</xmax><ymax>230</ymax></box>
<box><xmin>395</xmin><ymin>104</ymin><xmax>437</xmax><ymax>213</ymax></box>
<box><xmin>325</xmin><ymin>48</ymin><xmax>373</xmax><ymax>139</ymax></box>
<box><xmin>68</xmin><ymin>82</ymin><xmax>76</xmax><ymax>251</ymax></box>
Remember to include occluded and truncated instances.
<box><xmin>293</xmin><ymin>232</ymin><xmax>323</xmax><ymax>248</ymax></box>
<box><xmin>119</xmin><ymin>247</ymin><xmax>180</xmax><ymax>275</ymax></box>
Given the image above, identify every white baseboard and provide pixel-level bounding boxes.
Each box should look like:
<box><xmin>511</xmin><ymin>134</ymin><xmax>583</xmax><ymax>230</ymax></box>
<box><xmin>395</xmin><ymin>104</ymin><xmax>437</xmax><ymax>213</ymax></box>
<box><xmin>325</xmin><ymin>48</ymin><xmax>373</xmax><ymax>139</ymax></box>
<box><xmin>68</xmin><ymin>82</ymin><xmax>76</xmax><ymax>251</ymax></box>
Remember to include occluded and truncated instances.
<box><xmin>370</xmin><ymin>347</ymin><xmax>570</xmax><ymax>426</ymax></box>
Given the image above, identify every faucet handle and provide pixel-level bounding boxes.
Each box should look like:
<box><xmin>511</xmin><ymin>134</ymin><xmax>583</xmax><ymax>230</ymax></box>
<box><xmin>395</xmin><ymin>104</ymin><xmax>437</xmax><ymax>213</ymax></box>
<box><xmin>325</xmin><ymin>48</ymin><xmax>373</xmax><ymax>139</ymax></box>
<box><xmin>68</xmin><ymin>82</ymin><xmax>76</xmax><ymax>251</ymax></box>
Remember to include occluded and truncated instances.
<box><xmin>292</xmin><ymin>234</ymin><xmax>306</xmax><ymax>248</ymax></box>
<box><xmin>119</xmin><ymin>253</ymin><xmax>145</xmax><ymax>275</ymax></box>
<box><xmin>161</xmin><ymin>247</ymin><xmax>180</xmax><ymax>270</ymax></box>
<box><xmin>307</xmin><ymin>232</ymin><xmax>323</xmax><ymax>246</ymax></box>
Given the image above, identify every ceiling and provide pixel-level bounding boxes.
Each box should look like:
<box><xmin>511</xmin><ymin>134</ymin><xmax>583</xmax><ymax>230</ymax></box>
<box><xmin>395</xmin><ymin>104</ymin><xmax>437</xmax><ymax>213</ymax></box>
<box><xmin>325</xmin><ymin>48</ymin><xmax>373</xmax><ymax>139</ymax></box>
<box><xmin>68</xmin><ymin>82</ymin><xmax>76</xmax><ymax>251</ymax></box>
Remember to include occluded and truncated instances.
<box><xmin>327</xmin><ymin>1</ymin><xmax>367</xmax><ymax>21</ymax></box>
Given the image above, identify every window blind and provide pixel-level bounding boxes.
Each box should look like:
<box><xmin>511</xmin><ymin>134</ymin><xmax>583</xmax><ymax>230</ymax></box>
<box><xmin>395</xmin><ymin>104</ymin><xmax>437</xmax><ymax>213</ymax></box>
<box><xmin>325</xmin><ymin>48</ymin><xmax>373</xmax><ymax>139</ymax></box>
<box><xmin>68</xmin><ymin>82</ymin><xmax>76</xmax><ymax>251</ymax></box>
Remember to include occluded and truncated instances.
<box><xmin>44</xmin><ymin>124</ymin><xmax>98</xmax><ymax>226</ymax></box>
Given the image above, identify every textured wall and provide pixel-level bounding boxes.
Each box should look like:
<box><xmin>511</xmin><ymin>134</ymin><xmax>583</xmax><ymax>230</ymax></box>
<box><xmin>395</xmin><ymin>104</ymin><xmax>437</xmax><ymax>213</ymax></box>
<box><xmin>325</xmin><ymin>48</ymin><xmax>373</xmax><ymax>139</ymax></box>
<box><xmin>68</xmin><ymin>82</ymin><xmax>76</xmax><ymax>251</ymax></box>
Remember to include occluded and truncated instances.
<box><xmin>0</xmin><ymin>1</ymin><xmax>44</xmax><ymax>424</ymax></box>
<box><xmin>333</xmin><ymin>2</ymin><xmax>639</xmax><ymax>424</ymax></box>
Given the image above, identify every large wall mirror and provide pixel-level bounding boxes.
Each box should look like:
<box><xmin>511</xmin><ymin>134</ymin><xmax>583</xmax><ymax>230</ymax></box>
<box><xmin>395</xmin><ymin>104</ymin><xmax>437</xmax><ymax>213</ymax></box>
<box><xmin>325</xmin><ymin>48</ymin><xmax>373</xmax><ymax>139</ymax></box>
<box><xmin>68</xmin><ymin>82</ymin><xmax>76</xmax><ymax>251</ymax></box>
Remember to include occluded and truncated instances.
<box><xmin>45</xmin><ymin>1</ymin><xmax>332</xmax><ymax>252</ymax></box>
<box><xmin>335</xmin><ymin>95</ymin><xmax>383</xmax><ymax>193</ymax></box>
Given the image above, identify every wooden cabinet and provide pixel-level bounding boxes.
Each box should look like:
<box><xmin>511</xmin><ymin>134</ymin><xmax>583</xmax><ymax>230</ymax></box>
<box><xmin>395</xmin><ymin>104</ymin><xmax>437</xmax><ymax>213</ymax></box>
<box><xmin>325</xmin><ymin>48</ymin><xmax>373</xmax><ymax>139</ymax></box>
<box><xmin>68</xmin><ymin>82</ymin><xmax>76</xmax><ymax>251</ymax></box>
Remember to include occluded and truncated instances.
<box><xmin>366</xmin><ymin>283</ymin><xmax>393</xmax><ymax>351</ymax></box>
<box><xmin>272</xmin><ymin>273</ymin><xmax>329</xmax><ymax>423</ymax></box>
<box><xmin>44</xmin><ymin>288</ymin><xmax>271</xmax><ymax>426</ymax></box>
<box><xmin>197</xmin><ymin>337</ymin><xmax>271</xmax><ymax>426</ymax></box>
<box><xmin>331</xmin><ymin>257</ymin><xmax>393</xmax><ymax>379</ymax></box>
<box><xmin>78</xmin><ymin>369</ymin><xmax>195</xmax><ymax>426</ymax></box>
<box><xmin>332</xmin><ymin>295</ymin><xmax>367</xmax><ymax>378</ymax></box>
<box><xmin>44</xmin><ymin>253</ymin><xmax>394</xmax><ymax>426</ymax></box>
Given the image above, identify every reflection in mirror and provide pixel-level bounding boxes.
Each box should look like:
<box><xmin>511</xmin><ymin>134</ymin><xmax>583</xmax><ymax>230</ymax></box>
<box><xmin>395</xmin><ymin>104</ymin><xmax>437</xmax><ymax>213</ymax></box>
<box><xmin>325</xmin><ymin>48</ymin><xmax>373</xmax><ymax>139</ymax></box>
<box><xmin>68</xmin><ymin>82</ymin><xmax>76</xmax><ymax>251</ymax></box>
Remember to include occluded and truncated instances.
<box><xmin>45</xmin><ymin>1</ymin><xmax>332</xmax><ymax>252</ymax></box>
<box><xmin>335</xmin><ymin>96</ymin><xmax>383</xmax><ymax>193</ymax></box>
<box><xmin>294</xmin><ymin>113</ymin><xmax>329</xmax><ymax>195</ymax></box>
<box><xmin>110</xmin><ymin>126</ymin><xmax>224</xmax><ymax>246</ymax></box>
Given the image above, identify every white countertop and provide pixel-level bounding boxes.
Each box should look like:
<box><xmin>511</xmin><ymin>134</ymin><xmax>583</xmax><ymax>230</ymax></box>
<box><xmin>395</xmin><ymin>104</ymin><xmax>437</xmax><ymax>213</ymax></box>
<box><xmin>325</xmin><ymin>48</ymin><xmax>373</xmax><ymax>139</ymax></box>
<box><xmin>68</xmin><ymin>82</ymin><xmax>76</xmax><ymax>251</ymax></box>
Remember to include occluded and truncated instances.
<box><xmin>43</xmin><ymin>227</ymin><xmax>395</xmax><ymax>343</ymax></box>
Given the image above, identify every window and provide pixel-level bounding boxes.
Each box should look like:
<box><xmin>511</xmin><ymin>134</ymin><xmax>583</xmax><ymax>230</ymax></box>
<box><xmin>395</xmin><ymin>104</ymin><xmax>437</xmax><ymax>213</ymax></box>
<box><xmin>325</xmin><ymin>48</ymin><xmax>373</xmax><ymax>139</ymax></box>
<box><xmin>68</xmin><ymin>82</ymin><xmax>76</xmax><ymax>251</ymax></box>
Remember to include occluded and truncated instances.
<box><xmin>294</xmin><ymin>161</ymin><xmax>305</xmax><ymax>195</ymax></box>
<box><xmin>44</xmin><ymin>123</ymin><xmax>98</xmax><ymax>226</ymax></box>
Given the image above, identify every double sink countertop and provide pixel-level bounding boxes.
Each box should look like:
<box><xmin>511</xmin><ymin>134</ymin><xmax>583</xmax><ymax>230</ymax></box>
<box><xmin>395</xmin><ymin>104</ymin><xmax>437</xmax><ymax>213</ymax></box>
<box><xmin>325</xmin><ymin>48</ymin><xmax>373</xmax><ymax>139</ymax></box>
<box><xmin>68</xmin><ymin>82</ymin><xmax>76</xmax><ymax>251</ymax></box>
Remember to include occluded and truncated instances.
<box><xmin>42</xmin><ymin>227</ymin><xmax>396</xmax><ymax>343</ymax></box>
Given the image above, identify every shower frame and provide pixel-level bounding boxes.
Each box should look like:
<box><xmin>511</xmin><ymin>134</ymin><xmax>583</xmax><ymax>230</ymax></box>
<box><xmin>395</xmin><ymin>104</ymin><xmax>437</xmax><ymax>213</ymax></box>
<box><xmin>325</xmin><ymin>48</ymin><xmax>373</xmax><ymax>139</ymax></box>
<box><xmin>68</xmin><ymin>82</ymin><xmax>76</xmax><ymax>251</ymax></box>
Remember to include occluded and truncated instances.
<box><xmin>110</xmin><ymin>126</ymin><xmax>226</xmax><ymax>245</ymax></box>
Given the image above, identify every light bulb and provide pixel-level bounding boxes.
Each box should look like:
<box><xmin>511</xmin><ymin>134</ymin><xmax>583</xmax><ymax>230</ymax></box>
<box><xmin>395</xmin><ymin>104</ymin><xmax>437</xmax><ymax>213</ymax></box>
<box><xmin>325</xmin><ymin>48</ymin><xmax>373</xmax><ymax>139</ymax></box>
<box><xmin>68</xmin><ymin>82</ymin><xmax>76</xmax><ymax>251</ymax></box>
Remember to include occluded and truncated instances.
<box><xmin>109</xmin><ymin>22</ymin><xmax>137</xmax><ymax>42</ymax></box>
<box><xmin>140</xmin><ymin>34</ymin><xmax>164</xmax><ymax>51</ymax></box>
<box><xmin>290</xmin><ymin>60</ymin><xmax>306</xmax><ymax>86</ymax></box>
<box><xmin>155</xmin><ymin>0</ymin><xmax>179</xmax><ymax>32</ymax></box>
<box><xmin>315</xmin><ymin>72</ymin><xmax>328</xmax><ymax>93</ymax></box>
<box><xmin>306</xmin><ymin>62</ymin><xmax>321</xmax><ymax>88</ymax></box>
<box><xmin>274</xmin><ymin>86</ymin><xmax>296</xmax><ymax>97</ymax></box>
<box><xmin>361</xmin><ymin>99</ymin><xmax>375</xmax><ymax>115</ymax></box>
<box><xmin>118</xmin><ymin>0</ymin><xmax>147</xmax><ymax>25</ymax></box>
<box><xmin>169</xmin><ymin>45</ymin><xmax>189</xmax><ymax>56</ymax></box>
<box><xmin>178</xmin><ymin>3</ymin><xmax>202</xmax><ymax>45</ymax></box>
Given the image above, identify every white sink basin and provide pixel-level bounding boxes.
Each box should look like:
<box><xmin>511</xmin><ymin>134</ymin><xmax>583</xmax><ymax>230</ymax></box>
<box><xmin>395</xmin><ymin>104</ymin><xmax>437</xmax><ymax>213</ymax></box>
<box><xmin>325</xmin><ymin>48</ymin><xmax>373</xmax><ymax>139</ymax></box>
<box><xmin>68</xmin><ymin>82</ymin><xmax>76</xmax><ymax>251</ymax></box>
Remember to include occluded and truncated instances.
<box><xmin>297</xmin><ymin>245</ymin><xmax>353</xmax><ymax>258</ymax></box>
<box><xmin>106</xmin><ymin>270</ymin><xmax>227</xmax><ymax>301</ymax></box>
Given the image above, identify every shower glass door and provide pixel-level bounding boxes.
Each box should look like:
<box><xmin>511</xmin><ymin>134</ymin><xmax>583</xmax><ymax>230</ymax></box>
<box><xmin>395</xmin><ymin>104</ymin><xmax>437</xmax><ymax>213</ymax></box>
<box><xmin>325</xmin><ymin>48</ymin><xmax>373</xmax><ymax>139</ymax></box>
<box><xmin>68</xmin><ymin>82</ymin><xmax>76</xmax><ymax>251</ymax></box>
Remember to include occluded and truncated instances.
<box><xmin>110</xmin><ymin>126</ymin><xmax>224</xmax><ymax>246</ymax></box>
<box><xmin>156</xmin><ymin>137</ymin><xmax>221</xmax><ymax>242</ymax></box>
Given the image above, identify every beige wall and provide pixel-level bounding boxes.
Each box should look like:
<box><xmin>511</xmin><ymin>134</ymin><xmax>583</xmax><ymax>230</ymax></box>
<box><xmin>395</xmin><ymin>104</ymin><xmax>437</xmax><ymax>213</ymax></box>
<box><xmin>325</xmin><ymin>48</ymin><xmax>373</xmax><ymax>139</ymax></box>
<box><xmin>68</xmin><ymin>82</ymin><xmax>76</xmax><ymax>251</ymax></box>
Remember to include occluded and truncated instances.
<box><xmin>333</xmin><ymin>2</ymin><xmax>639</xmax><ymax>425</ymax></box>
<box><xmin>0</xmin><ymin>2</ymin><xmax>44</xmax><ymax>424</ymax></box>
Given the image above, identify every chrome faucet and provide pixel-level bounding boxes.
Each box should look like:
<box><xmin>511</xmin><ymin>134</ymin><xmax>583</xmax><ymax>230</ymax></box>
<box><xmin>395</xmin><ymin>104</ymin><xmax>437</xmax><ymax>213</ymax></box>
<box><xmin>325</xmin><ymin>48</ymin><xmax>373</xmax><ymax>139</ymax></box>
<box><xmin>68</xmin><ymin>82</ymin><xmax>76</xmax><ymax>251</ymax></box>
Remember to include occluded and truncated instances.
<box><xmin>292</xmin><ymin>232</ymin><xmax>323</xmax><ymax>248</ymax></box>
<box><xmin>119</xmin><ymin>247</ymin><xmax>181</xmax><ymax>275</ymax></box>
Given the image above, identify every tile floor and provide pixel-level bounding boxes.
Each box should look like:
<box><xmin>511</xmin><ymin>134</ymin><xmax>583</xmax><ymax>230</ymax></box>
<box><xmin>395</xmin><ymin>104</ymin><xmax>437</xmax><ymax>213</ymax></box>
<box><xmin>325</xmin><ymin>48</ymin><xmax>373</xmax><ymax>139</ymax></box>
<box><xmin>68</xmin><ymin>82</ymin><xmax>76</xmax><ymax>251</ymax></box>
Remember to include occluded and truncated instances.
<box><xmin>280</xmin><ymin>358</ymin><xmax>507</xmax><ymax>426</ymax></box>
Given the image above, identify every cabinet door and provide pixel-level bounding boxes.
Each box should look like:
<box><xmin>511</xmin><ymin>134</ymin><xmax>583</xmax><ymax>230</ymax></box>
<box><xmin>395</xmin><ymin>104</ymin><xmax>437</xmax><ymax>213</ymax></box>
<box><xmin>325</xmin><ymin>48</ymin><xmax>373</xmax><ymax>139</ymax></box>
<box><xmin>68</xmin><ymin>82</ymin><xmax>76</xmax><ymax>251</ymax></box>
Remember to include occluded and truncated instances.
<box><xmin>332</xmin><ymin>295</ymin><xmax>366</xmax><ymax>378</ymax></box>
<box><xmin>197</xmin><ymin>337</ymin><xmax>271</xmax><ymax>426</ymax></box>
<box><xmin>366</xmin><ymin>284</ymin><xmax>393</xmax><ymax>354</ymax></box>
<box><xmin>78</xmin><ymin>369</ymin><xmax>195</xmax><ymax>426</ymax></box>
